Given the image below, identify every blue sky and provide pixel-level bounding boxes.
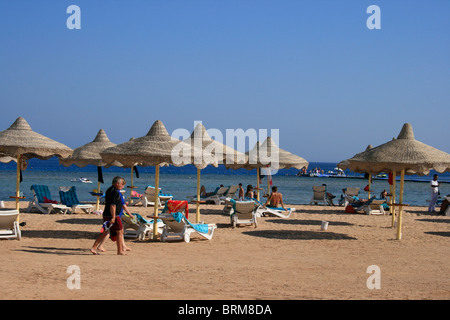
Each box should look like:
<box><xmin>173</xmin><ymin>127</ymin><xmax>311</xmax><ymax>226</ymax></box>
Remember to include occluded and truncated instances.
<box><xmin>0</xmin><ymin>0</ymin><xmax>449</xmax><ymax>162</ymax></box>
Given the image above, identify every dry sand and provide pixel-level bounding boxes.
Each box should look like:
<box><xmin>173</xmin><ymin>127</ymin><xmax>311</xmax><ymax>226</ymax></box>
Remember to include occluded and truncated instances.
<box><xmin>0</xmin><ymin>200</ymin><xmax>449</xmax><ymax>300</ymax></box>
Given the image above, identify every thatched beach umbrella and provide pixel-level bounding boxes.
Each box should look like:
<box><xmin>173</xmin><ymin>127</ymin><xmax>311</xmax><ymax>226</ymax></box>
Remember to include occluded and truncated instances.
<box><xmin>0</xmin><ymin>117</ymin><xmax>72</xmax><ymax>213</ymax></box>
<box><xmin>100</xmin><ymin>120</ymin><xmax>193</xmax><ymax>239</ymax></box>
<box><xmin>60</xmin><ymin>129</ymin><xmax>119</xmax><ymax>210</ymax></box>
<box><xmin>185</xmin><ymin>122</ymin><xmax>245</xmax><ymax>222</ymax></box>
<box><xmin>339</xmin><ymin>144</ymin><xmax>375</xmax><ymax>198</ymax></box>
<box><xmin>230</xmin><ymin>137</ymin><xmax>308</xmax><ymax>199</ymax></box>
<box><xmin>340</xmin><ymin>123</ymin><xmax>450</xmax><ymax>239</ymax></box>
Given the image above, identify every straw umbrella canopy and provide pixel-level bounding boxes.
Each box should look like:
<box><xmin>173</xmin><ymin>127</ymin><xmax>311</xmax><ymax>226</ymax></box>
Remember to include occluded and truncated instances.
<box><xmin>0</xmin><ymin>154</ymin><xmax>16</xmax><ymax>164</ymax></box>
<box><xmin>0</xmin><ymin>117</ymin><xmax>72</xmax><ymax>212</ymax></box>
<box><xmin>185</xmin><ymin>122</ymin><xmax>245</xmax><ymax>222</ymax></box>
<box><xmin>248</xmin><ymin>137</ymin><xmax>308</xmax><ymax>170</ymax></box>
<box><xmin>339</xmin><ymin>123</ymin><xmax>450</xmax><ymax>239</ymax></box>
<box><xmin>339</xmin><ymin>125</ymin><xmax>450</xmax><ymax>175</ymax></box>
<box><xmin>338</xmin><ymin>144</ymin><xmax>375</xmax><ymax>198</ymax></box>
<box><xmin>59</xmin><ymin>128</ymin><xmax>119</xmax><ymax>210</ymax></box>
<box><xmin>100</xmin><ymin>120</ymin><xmax>193</xmax><ymax>239</ymax></box>
<box><xmin>226</xmin><ymin>137</ymin><xmax>308</xmax><ymax>200</ymax></box>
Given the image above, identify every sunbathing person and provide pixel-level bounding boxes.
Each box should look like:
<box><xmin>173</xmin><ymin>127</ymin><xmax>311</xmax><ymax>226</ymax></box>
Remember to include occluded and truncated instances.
<box><xmin>200</xmin><ymin>185</ymin><xmax>223</xmax><ymax>197</ymax></box>
<box><xmin>264</xmin><ymin>186</ymin><xmax>287</xmax><ymax>211</ymax></box>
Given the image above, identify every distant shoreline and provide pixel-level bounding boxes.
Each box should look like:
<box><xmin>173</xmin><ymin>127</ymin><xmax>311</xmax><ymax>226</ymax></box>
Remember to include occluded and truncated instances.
<box><xmin>0</xmin><ymin>158</ymin><xmax>448</xmax><ymax>183</ymax></box>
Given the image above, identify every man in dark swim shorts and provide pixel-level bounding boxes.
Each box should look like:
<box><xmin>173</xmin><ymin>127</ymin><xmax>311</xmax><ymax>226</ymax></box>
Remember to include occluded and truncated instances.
<box><xmin>90</xmin><ymin>176</ymin><xmax>132</xmax><ymax>255</ymax></box>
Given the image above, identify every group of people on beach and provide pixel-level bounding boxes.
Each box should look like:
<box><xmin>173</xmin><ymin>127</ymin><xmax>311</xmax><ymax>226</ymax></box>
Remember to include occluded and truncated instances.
<box><xmin>91</xmin><ymin>176</ymin><xmax>289</xmax><ymax>255</ymax></box>
<box><xmin>200</xmin><ymin>182</ymin><xmax>287</xmax><ymax>210</ymax></box>
<box><xmin>90</xmin><ymin>173</ymin><xmax>448</xmax><ymax>255</ymax></box>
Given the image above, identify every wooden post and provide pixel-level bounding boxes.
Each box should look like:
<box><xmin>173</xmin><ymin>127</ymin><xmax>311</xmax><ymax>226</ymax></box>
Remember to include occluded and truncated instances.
<box><xmin>96</xmin><ymin>181</ymin><xmax>101</xmax><ymax>211</ymax></box>
<box><xmin>15</xmin><ymin>154</ymin><xmax>21</xmax><ymax>213</ymax></box>
<box><xmin>396</xmin><ymin>169</ymin><xmax>405</xmax><ymax>240</ymax></box>
<box><xmin>391</xmin><ymin>170</ymin><xmax>396</xmax><ymax>228</ymax></box>
<box><xmin>130</xmin><ymin>166</ymin><xmax>134</xmax><ymax>204</ymax></box>
<box><xmin>152</xmin><ymin>164</ymin><xmax>160</xmax><ymax>239</ymax></box>
<box><xmin>368</xmin><ymin>174</ymin><xmax>372</xmax><ymax>199</ymax></box>
<box><xmin>256</xmin><ymin>167</ymin><xmax>260</xmax><ymax>201</ymax></box>
<box><xmin>196</xmin><ymin>168</ymin><xmax>201</xmax><ymax>223</ymax></box>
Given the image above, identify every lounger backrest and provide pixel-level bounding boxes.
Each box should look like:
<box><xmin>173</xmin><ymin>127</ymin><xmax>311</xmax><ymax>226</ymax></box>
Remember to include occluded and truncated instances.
<box><xmin>370</xmin><ymin>200</ymin><xmax>385</xmax><ymax>206</ymax></box>
<box><xmin>225</xmin><ymin>185</ymin><xmax>239</xmax><ymax>197</ymax></box>
<box><xmin>121</xmin><ymin>213</ymin><xmax>139</xmax><ymax>231</ymax></box>
<box><xmin>0</xmin><ymin>213</ymin><xmax>18</xmax><ymax>229</ymax></box>
<box><xmin>312</xmin><ymin>186</ymin><xmax>326</xmax><ymax>200</ymax></box>
<box><xmin>59</xmin><ymin>186</ymin><xmax>80</xmax><ymax>206</ymax></box>
<box><xmin>145</xmin><ymin>186</ymin><xmax>161</xmax><ymax>197</ymax></box>
<box><xmin>163</xmin><ymin>200</ymin><xmax>189</xmax><ymax>218</ymax></box>
<box><xmin>234</xmin><ymin>201</ymin><xmax>256</xmax><ymax>219</ymax></box>
<box><xmin>215</xmin><ymin>187</ymin><xmax>228</xmax><ymax>196</ymax></box>
<box><xmin>160</xmin><ymin>213</ymin><xmax>185</xmax><ymax>233</ymax></box>
<box><xmin>31</xmin><ymin>185</ymin><xmax>52</xmax><ymax>203</ymax></box>
<box><xmin>346</xmin><ymin>187</ymin><xmax>359</xmax><ymax>196</ymax></box>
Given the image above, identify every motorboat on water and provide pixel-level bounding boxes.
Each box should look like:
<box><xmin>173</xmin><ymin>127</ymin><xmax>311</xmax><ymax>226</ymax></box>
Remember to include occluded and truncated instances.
<box><xmin>70</xmin><ymin>177</ymin><xmax>93</xmax><ymax>183</ymax></box>
<box><xmin>297</xmin><ymin>168</ymin><xmax>346</xmax><ymax>178</ymax></box>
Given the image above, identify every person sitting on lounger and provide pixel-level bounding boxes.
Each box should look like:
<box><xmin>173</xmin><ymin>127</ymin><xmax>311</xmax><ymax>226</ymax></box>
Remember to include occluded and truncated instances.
<box><xmin>245</xmin><ymin>185</ymin><xmax>255</xmax><ymax>199</ymax></box>
<box><xmin>264</xmin><ymin>186</ymin><xmax>287</xmax><ymax>211</ymax></box>
<box><xmin>322</xmin><ymin>184</ymin><xmax>336</xmax><ymax>206</ymax></box>
<box><xmin>200</xmin><ymin>185</ymin><xmax>223</xmax><ymax>197</ymax></box>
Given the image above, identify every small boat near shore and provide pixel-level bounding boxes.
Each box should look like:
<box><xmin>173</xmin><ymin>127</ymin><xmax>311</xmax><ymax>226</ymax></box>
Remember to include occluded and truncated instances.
<box><xmin>70</xmin><ymin>177</ymin><xmax>93</xmax><ymax>183</ymax></box>
<box><xmin>297</xmin><ymin>167</ymin><xmax>346</xmax><ymax>178</ymax></box>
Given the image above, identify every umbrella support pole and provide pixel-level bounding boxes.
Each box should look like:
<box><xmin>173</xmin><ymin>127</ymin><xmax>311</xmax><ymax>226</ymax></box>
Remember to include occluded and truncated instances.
<box><xmin>152</xmin><ymin>165</ymin><xmax>160</xmax><ymax>240</ymax></box>
<box><xmin>256</xmin><ymin>168</ymin><xmax>260</xmax><ymax>201</ymax></box>
<box><xmin>15</xmin><ymin>154</ymin><xmax>21</xmax><ymax>218</ymax></box>
<box><xmin>391</xmin><ymin>171</ymin><xmax>397</xmax><ymax>228</ymax></box>
<box><xmin>396</xmin><ymin>169</ymin><xmax>405</xmax><ymax>240</ymax></box>
<box><xmin>196</xmin><ymin>168</ymin><xmax>201</xmax><ymax>223</ymax></box>
<box><xmin>96</xmin><ymin>181</ymin><xmax>101</xmax><ymax>211</ymax></box>
<box><xmin>130</xmin><ymin>166</ymin><xmax>134</xmax><ymax>204</ymax></box>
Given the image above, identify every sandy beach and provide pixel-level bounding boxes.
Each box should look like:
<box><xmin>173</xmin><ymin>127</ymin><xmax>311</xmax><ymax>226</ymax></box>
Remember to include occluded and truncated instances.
<box><xmin>0</xmin><ymin>200</ymin><xmax>449</xmax><ymax>300</ymax></box>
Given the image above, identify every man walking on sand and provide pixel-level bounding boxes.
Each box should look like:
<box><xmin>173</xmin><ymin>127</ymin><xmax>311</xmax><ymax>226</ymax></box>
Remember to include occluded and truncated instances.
<box><xmin>91</xmin><ymin>176</ymin><xmax>132</xmax><ymax>255</ymax></box>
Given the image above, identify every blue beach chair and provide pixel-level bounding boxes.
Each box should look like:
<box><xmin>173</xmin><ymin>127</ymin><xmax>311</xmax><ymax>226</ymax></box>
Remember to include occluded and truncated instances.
<box><xmin>27</xmin><ymin>185</ymin><xmax>70</xmax><ymax>214</ymax></box>
<box><xmin>59</xmin><ymin>186</ymin><xmax>93</xmax><ymax>214</ymax></box>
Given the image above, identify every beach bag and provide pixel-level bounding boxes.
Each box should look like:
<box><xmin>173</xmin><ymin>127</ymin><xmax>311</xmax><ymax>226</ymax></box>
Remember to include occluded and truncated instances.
<box><xmin>345</xmin><ymin>205</ymin><xmax>355</xmax><ymax>213</ymax></box>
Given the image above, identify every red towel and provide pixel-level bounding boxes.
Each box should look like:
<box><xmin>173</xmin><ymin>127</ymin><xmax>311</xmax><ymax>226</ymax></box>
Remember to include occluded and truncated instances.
<box><xmin>166</xmin><ymin>200</ymin><xmax>189</xmax><ymax>218</ymax></box>
<box><xmin>44</xmin><ymin>197</ymin><xmax>57</xmax><ymax>204</ymax></box>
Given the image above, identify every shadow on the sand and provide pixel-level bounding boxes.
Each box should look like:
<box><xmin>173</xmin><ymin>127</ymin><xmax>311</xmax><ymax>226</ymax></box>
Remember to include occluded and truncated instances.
<box><xmin>22</xmin><ymin>229</ymin><xmax>99</xmax><ymax>240</ymax></box>
<box><xmin>294</xmin><ymin>207</ymin><xmax>346</xmax><ymax>215</ymax></box>
<box><xmin>56</xmin><ymin>218</ymin><xmax>103</xmax><ymax>225</ymax></box>
<box><xmin>424</xmin><ymin>231</ymin><xmax>450</xmax><ymax>238</ymax></box>
<box><xmin>265</xmin><ymin>219</ymin><xmax>354</xmax><ymax>227</ymax></box>
<box><xmin>416</xmin><ymin>218</ymin><xmax>450</xmax><ymax>224</ymax></box>
<box><xmin>14</xmin><ymin>246</ymin><xmax>90</xmax><ymax>255</ymax></box>
<box><xmin>242</xmin><ymin>229</ymin><xmax>357</xmax><ymax>240</ymax></box>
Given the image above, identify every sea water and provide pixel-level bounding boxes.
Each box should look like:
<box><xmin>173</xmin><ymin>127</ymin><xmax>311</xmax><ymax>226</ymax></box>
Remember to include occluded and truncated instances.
<box><xmin>0</xmin><ymin>158</ymin><xmax>448</xmax><ymax>207</ymax></box>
